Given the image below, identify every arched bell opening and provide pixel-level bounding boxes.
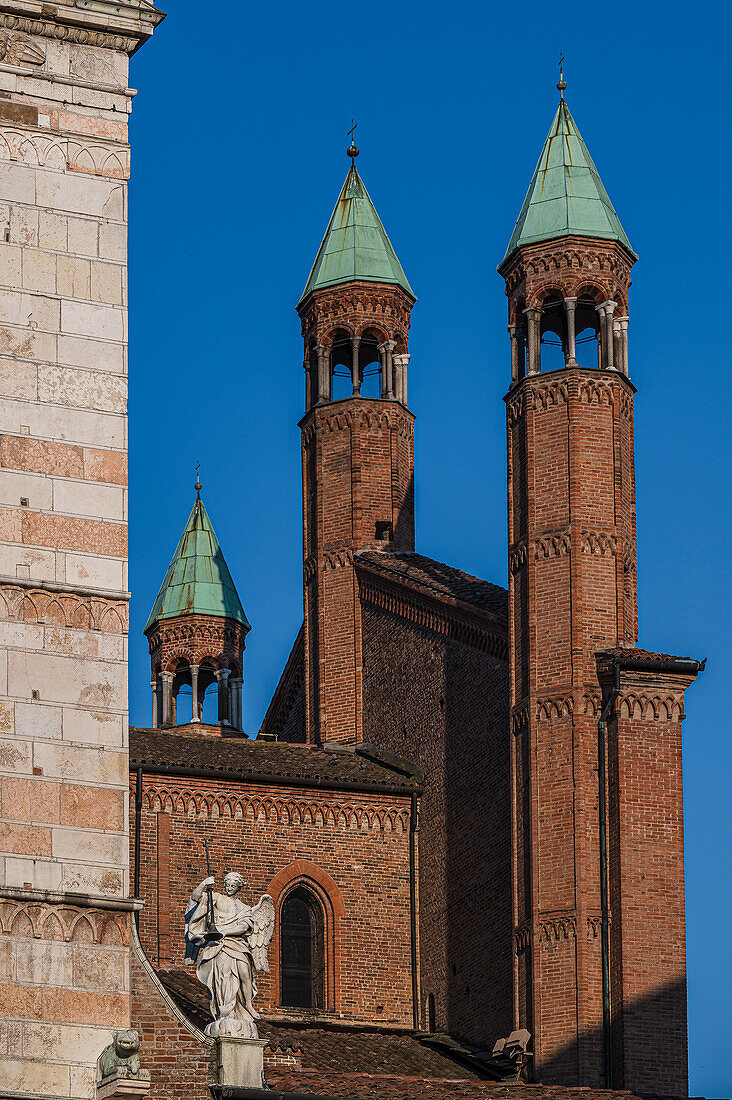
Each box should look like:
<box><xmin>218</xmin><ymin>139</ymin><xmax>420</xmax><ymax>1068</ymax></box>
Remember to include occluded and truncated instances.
<box><xmin>198</xmin><ymin>661</ymin><xmax>219</xmax><ymax>725</ymax></box>
<box><xmin>280</xmin><ymin>885</ymin><xmax>325</xmax><ymax>1010</ymax></box>
<box><xmin>539</xmin><ymin>294</ymin><xmax>567</xmax><ymax>373</ymax></box>
<box><xmin>357</xmin><ymin>329</ymin><xmax>383</xmax><ymax>399</ymax></box>
<box><xmin>329</xmin><ymin>329</ymin><xmax>353</xmax><ymax>402</ymax></box>
<box><xmin>172</xmin><ymin>660</ymin><xmax>193</xmax><ymax>725</ymax></box>
<box><xmin>574</xmin><ymin>290</ymin><xmax>604</xmax><ymax>370</ymax></box>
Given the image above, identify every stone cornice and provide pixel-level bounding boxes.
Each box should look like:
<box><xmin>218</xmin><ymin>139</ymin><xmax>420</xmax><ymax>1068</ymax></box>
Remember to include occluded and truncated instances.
<box><xmin>0</xmin><ymin>0</ymin><xmax>165</xmax><ymax>54</ymax></box>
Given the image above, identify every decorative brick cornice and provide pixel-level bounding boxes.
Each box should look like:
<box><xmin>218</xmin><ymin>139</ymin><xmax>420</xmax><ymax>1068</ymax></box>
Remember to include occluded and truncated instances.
<box><xmin>534</xmin><ymin>532</ymin><xmax>571</xmax><ymax>559</ymax></box>
<box><xmin>0</xmin><ymin>580</ymin><xmax>127</xmax><ymax>632</ymax></box>
<box><xmin>509</xmin><ymin>540</ymin><xmax>527</xmax><ymax>573</ymax></box>
<box><xmin>358</xmin><ymin>573</ymin><xmax>508</xmax><ymax>661</ymax></box>
<box><xmin>618</xmin><ymin>692</ymin><xmax>684</xmax><ymax>722</ymax></box>
<box><xmin>538</xmin><ymin>916</ymin><xmax>577</xmax><ymax>943</ymax></box>
<box><xmin>536</xmin><ymin>694</ymin><xmax>573</xmax><ymax>721</ymax></box>
<box><xmin>298</xmin><ymin>281</ymin><xmax>413</xmax><ymax>349</ymax></box>
<box><xmin>134</xmin><ymin>780</ymin><xmax>410</xmax><ymax>833</ymax></box>
<box><xmin>580</xmin><ymin>531</ymin><xmax>617</xmax><ymax>556</ymax></box>
<box><xmin>511</xmin><ymin>704</ymin><xmax>529</xmax><ymax>733</ymax></box>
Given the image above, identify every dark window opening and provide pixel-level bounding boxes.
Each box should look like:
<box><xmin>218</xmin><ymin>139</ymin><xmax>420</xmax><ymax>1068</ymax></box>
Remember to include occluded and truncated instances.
<box><xmin>280</xmin><ymin>887</ymin><xmax>325</xmax><ymax>1009</ymax></box>
<box><xmin>375</xmin><ymin>520</ymin><xmax>393</xmax><ymax>541</ymax></box>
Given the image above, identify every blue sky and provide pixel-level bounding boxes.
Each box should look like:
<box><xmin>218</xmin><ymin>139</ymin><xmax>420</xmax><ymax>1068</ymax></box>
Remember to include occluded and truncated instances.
<box><xmin>126</xmin><ymin>1</ymin><xmax>730</xmax><ymax>1092</ymax></box>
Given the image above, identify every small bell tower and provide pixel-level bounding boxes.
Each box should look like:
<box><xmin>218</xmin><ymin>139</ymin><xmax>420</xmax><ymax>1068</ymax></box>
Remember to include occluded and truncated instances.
<box><xmin>298</xmin><ymin>139</ymin><xmax>416</xmax><ymax>744</ymax></box>
<box><xmin>145</xmin><ymin>479</ymin><xmax>250</xmax><ymax>732</ymax></box>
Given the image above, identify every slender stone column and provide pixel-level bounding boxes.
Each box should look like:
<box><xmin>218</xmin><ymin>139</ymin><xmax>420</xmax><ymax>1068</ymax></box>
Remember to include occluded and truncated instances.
<box><xmin>217</xmin><ymin>668</ymin><xmax>231</xmax><ymax>726</ymax></box>
<box><xmin>160</xmin><ymin>671</ymin><xmax>174</xmax><ymax>727</ymax></box>
<box><xmin>190</xmin><ymin>664</ymin><xmax>200</xmax><ymax>723</ymax></box>
<box><xmin>316</xmin><ymin>344</ymin><xmax>330</xmax><ymax>403</ymax></box>
<box><xmin>509</xmin><ymin>325</ymin><xmax>519</xmax><ymax>384</ymax></box>
<box><xmin>523</xmin><ymin>307</ymin><xmax>542</xmax><ymax>375</ymax></box>
<box><xmin>230</xmin><ymin>677</ymin><xmax>243</xmax><ymax>730</ymax></box>
<box><xmin>379</xmin><ymin>340</ymin><xmax>396</xmax><ymax>398</ymax></box>
<box><xmin>564</xmin><ymin>297</ymin><xmax>578</xmax><ymax>365</ymax></box>
<box><xmin>393</xmin><ymin>353</ymin><xmax>410</xmax><ymax>405</ymax></box>
<box><xmin>151</xmin><ymin>679</ymin><xmax>159</xmax><ymax>729</ymax></box>
<box><xmin>615</xmin><ymin>316</ymin><xmax>630</xmax><ymax>376</ymax></box>
<box><xmin>351</xmin><ymin>336</ymin><xmax>362</xmax><ymax>395</ymax></box>
<box><xmin>304</xmin><ymin>358</ymin><xmax>312</xmax><ymax>411</ymax></box>
<box><xmin>596</xmin><ymin>300</ymin><xmax>617</xmax><ymax>370</ymax></box>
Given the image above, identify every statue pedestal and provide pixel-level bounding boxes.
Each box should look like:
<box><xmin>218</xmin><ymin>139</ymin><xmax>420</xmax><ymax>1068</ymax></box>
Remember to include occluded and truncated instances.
<box><xmin>97</xmin><ymin>1074</ymin><xmax>150</xmax><ymax>1100</ymax></box>
<box><xmin>209</xmin><ymin>1037</ymin><xmax>268</xmax><ymax>1093</ymax></box>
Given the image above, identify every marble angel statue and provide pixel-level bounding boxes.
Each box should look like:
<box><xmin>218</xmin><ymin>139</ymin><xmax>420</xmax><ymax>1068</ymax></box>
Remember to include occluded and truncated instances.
<box><xmin>185</xmin><ymin>871</ymin><xmax>275</xmax><ymax>1038</ymax></box>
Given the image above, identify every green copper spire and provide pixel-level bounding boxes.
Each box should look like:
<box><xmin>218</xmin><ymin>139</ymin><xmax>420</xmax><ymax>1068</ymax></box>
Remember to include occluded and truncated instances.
<box><xmin>298</xmin><ymin>163</ymin><xmax>415</xmax><ymax>305</ymax></box>
<box><xmin>144</xmin><ymin>494</ymin><xmax>250</xmax><ymax>635</ymax></box>
<box><xmin>501</xmin><ymin>98</ymin><xmax>635</xmax><ymax>267</ymax></box>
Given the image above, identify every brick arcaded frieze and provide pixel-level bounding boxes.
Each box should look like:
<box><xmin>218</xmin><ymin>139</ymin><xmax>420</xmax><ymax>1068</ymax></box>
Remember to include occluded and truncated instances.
<box><xmin>0</xmin><ymin>579</ymin><xmax>128</xmax><ymax>630</ymax></box>
<box><xmin>133</xmin><ymin>779</ymin><xmax>412</xmax><ymax>834</ymax></box>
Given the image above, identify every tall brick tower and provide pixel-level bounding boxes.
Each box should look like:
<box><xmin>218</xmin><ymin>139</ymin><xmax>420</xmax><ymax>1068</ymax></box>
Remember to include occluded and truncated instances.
<box><xmin>499</xmin><ymin>83</ymin><xmax>703</xmax><ymax>1093</ymax></box>
<box><xmin>297</xmin><ymin>144</ymin><xmax>416</xmax><ymax>745</ymax></box>
<box><xmin>0</xmin><ymin>1</ymin><xmax>162</xmax><ymax>1094</ymax></box>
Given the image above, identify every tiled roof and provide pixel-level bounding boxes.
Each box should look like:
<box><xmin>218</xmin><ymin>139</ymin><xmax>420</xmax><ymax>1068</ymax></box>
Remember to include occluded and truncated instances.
<box><xmin>129</xmin><ymin>728</ymin><xmax>420</xmax><ymax>792</ymax></box>
<box><xmin>356</xmin><ymin>552</ymin><xmax>508</xmax><ymax>619</ymax></box>
<box><xmin>157</xmin><ymin>971</ymin><xmax>701</xmax><ymax>1100</ymax></box>
<box><xmin>158</xmin><ymin>969</ymin><xmax>483</xmax><ymax>1080</ymax></box>
<box><xmin>264</xmin><ymin>1073</ymin><xmax>664</xmax><ymax>1099</ymax></box>
<box><xmin>596</xmin><ymin>647</ymin><xmax>699</xmax><ymax>664</ymax></box>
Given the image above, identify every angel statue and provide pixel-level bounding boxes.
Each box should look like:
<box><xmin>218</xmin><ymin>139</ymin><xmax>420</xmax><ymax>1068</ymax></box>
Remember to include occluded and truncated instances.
<box><xmin>185</xmin><ymin>871</ymin><xmax>275</xmax><ymax>1038</ymax></box>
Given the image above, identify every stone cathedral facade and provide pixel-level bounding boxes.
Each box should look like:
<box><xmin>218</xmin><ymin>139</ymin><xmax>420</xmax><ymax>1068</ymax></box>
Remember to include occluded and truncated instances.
<box><xmin>0</xmin><ymin>7</ymin><xmax>704</xmax><ymax>1100</ymax></box>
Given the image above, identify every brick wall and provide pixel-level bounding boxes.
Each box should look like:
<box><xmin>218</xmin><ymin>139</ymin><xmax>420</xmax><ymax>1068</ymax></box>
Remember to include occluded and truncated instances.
<box><xmin>360</xmin><ymin>597</ymin><xmax>513</xmax><ymax>1047</ymax></box>
<box><xmin>131</xmin><ymin>773</ymin><xmax>416</xmax><ymax>1025</ymax></box>
<box><xmin>301</xmin><ymin>399</ymin><xmax>415</xmax><ymax>744</ymax></box>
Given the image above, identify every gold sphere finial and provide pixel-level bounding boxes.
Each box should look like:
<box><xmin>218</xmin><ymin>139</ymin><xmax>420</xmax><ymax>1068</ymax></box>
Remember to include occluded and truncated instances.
<box><xmin>195</xmin><ymin>463</ymin><xmax>202</xmax><ymax>498</ymax></box>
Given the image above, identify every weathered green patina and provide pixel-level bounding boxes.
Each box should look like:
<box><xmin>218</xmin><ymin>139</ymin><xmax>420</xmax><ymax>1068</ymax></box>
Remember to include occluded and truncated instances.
<box><xmin>144</xmin><ymin>498</ymin><xmax>249</xmax><ymax>633</ymax></box>
<box><xmin>298</xmin><ymin>165</ymin><xmax>414</xmax><ymax>305</ymax></box>
<box><xmin>501</xmin><ymin>99</ymin><xmax>635</xmax><ymax>267</ymax></box>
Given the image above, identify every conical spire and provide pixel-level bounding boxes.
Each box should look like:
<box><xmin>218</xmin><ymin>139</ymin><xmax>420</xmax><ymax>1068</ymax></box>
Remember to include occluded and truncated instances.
<box><xmin>500</xmin><ymin>99</ymin><xmax>635</xmax><ymax>268</ymax></box>
<box><xmin>298</xmin><ymin>164</ymin><xmax>414</xmax><ymax>305</ymax></box>
<box><xmin>144</xmin><ymin>497</ymin><xmax>250</xmax><ymax>634</ymax></box>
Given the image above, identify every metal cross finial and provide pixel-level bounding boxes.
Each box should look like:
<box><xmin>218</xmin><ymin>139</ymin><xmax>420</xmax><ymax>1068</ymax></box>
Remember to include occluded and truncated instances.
<box><xmin>557</xmin><ymin>54</ymin><xmax>567</xmax><ymax>100</ymax></box>
<box><xmin>195</xmin><ymin>463</ymin><xmax>202</xmax><ymax>498</ymax></box>
<box><xmin>347</xmin><ymin>119</ymin><xmax>359</xmax><ymax>164</ymax></box>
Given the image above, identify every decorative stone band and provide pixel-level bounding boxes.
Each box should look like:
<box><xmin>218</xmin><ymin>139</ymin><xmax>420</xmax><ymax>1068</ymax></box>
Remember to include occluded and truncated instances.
<box><xmin>357</xmin><ymin>574</ymin><xmax>508</xmax><ymax>662</ymax></box>
<box><xmin>0</xmin><ymin>122</ymin><xmax>130</xmax><ymax>179</ymax></box>
<box><xmin>0</xmin><ymin>885</ymin><xmax>141</xmax><ymax>944</ymax></box>
<box><xmin>0</xmin><ymin>580</ymin><xmax>128</xmax><ymax>631</ymax></box>
<box><xmin>0</xmin><ymin>6</ymin><xmax>164</xmax><ymax>55</ymax></box>
<box><xmin>133</xmin><ymin>779</ymin><xmax>412</xmax><ymax>834</ymax></box>
<box><xmin>2</xmin><ymin>510</ymin><xmax>127</xmax><ymax>556</ymax></box>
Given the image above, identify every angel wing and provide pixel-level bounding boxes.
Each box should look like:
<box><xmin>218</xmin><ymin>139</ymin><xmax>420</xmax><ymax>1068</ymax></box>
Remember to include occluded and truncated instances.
<box><xmin>247</xmin><ymin>894</ymin><xmax>275</xmax><ymax>973</ymax></box>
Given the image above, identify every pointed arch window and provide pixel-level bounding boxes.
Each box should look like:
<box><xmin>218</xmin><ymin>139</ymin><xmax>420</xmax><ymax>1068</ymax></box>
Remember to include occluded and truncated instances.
<box><xmin>280</xmin><ymin>887</ymin><xmax>325</xmax><ymax>1009</ymax></box>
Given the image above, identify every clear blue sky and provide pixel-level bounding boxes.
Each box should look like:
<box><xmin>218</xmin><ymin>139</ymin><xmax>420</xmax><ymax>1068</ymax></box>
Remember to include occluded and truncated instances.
<box><xmin>126</xmin><ymin>1</ymin><xmax>730</xmax><ymax>1093</ymax></box>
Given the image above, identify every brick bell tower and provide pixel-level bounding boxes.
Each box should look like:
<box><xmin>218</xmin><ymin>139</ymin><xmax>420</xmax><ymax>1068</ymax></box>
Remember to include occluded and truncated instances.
<box><xmin>499</xmin><ymin>78</ymin><xmax>703</xmax><ymax>1094</ymax></box>
<box><xmin>297</xmin><ymin>139</ymin><xmax>416</xmax><ymax>745</ymax></box>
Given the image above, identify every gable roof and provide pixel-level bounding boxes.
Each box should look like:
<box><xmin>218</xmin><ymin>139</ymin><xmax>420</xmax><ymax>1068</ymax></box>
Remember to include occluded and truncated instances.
<box><xmin>144</xmin><ymin>497</ymin><xmax>249</xmax><ymax>634</ymax></box>
<box><xmin>298</xmin><ymin>165</ymin><xmax>414</xmax><ymax>305</ymax></box>
<box><xmin>356</xmin><ymin>551</ymin><xmax>508</xmax><ymax>620</ymax></box>
<box><xmin>500</xmin><ymin>99</ymin><xmax>635</xmax><ymax>268</ymax></box>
